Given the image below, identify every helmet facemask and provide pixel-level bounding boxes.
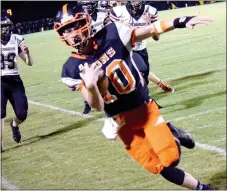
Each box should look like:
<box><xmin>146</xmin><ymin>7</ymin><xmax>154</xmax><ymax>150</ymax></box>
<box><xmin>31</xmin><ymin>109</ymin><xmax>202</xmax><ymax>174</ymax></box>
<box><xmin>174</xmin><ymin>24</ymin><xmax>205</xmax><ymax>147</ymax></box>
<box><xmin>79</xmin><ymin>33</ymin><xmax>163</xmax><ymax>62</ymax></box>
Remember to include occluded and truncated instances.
<box><xmin>79</xmin><ymin>1</ymin><xmax>98</xmax><ymax>15</ymax></box>
<box><xmin>54</xmin><ymin>12</ymin><xmax>92</xmax><ymax>52</ymax></box>
<box><xmin>127</xmin><ymin>1</ymin><xmax>145</xmax><ymax>13</ymax></box>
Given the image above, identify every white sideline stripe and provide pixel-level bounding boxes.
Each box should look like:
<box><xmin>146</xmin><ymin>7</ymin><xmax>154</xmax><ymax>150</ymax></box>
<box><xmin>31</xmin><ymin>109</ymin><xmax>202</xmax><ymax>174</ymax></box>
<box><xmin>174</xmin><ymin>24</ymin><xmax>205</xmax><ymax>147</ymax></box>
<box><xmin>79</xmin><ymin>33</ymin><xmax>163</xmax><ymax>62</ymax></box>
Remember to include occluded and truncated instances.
<box><xmin>195</xmin><ymin>142</ymin><xmax>226</xmax><ymax>157</ymax></box>
<box><xmin>28</xmin><ymin>100</ymin><xmax>93</xmax><ymax>118</ymax></box>
<box><xmin>1</xmin><ymin>176</ymin><xmax>19</xmax><ymax>190</ymax></box>
<box><xmin>170</xmin><ymin>107</ymin><xmax>226</xmax><ymax>122</ymax></box>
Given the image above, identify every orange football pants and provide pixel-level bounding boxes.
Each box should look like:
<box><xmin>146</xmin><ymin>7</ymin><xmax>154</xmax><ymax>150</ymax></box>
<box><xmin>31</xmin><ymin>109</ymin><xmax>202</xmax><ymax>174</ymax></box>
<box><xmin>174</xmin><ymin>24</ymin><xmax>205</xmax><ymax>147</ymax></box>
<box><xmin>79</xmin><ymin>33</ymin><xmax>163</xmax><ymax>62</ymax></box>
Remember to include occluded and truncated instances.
<box><xmin>117</xmin><ymin>101</ymin><xmax>179</xmax><ymax>174</ymax></box>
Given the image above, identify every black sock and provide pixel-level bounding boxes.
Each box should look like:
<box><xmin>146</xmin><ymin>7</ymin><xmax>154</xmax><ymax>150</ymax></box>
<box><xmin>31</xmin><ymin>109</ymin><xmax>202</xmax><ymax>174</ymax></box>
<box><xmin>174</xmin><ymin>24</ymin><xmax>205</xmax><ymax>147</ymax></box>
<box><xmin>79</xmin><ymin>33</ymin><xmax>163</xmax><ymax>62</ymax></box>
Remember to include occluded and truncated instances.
<box><xmin>160</xmin><ymin>167</ymin><xmax>185</xmax><ymax>185</ymax></box>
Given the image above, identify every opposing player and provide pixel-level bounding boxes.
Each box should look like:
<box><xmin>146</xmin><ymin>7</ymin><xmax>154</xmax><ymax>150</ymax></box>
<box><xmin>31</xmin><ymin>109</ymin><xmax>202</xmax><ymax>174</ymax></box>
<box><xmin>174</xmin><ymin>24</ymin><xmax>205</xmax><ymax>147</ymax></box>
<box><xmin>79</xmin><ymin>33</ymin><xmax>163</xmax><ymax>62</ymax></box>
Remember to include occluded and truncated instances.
<box><xmin>1</xmin><ymin>11</ymin><xmax>33</xmax><ymax>145</ymax></box>
<box><xmin>110</xmin><ymin>1</ymin><xmax>174</xmax><ymax>92</ymax></box>
<box><xmin>54</xmin><ymin>3</ymin><xmax>214</xmax><ymax>190</ymax></box>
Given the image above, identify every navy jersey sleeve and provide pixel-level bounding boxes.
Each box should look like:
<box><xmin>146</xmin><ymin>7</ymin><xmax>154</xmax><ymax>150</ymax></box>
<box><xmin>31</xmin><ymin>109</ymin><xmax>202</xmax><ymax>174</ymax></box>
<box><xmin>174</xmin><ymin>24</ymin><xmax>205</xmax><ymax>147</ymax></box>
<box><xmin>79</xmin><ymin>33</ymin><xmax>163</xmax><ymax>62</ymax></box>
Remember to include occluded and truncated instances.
<box><xmin>61</xmin><ymin>58</ymin><xmax>83</xmax><ymax>91</ymax></box>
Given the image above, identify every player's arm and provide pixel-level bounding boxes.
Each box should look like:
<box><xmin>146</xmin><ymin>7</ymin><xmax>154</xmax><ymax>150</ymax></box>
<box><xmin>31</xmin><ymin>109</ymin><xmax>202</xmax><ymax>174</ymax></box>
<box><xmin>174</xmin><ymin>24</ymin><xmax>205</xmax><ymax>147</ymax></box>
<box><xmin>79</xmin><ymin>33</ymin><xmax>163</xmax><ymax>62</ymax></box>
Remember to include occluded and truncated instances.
<box><xmin>149</xmin><ymin>8</ymin><xmax>160</xmax><ymax>41</ymax></box>
<box><xmin>79</xmin><ymin>63</ymin><xmax>104</xmax><ymax>111</ymax></box>
<box><xmin>19</xmin><ymin>40</ymin><xmax>33</xmax><ymax>66</ymax></box>
<box><xmin>62</xmin><ymin>63</ymin><xmax>104</xmax><ymax>111</ymax></box>
<box><xmin>134</xmin><ymin>16</ymin><xmax>213</xmax><ymax>42</ymax></box>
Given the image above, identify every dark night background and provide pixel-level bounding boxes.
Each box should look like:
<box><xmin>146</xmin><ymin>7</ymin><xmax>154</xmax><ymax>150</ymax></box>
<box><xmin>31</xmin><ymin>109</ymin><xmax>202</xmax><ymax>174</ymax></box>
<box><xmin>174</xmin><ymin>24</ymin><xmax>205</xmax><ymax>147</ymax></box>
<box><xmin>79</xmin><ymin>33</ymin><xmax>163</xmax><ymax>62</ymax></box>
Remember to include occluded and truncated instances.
<box><xmin>1</xmin><ymin>1</ymin><xmax>73</xmax><ymax>23</ymax></box>
<box><xmin>1</xmin><ymin>1</ymin><xmax>182</xmax><ymax>23</ymax></box>
<box><xmin>1</xmin><ymin>1</ymin><xmax>216</xmax><ymax>24</ymax></box>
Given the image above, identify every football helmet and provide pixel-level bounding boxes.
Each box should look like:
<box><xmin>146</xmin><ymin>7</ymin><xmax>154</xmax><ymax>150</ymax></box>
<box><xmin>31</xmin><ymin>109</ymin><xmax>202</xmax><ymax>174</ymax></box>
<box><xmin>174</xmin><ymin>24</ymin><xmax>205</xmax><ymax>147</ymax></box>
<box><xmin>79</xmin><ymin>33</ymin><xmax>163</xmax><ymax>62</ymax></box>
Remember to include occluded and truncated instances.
<box><xmin>1</xmin><ymin>10</ymin><xmax>14</xmax><ymax>41</ymax></box>
<box><xmin>54</xmin><ymin>3</ymin><xmax>91</xmax><ymax>50</ymax></box>
<box><xmin>126</xmin><ymin>1</ymin><xmax>145</xmax><ymax>12</ymax></box>
<box><xmin>78</xmin><ymin>1</ymin><xmax>98</xmax><ymax>15</ymax></box>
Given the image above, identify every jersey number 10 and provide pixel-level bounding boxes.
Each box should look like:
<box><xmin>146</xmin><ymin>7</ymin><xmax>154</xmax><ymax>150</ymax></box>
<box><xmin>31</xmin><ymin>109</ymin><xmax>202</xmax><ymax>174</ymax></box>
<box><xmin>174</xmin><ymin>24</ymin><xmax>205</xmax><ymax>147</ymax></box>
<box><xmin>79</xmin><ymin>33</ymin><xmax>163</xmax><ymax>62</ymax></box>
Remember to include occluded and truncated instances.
<box><xmin>104</xmin><ymin>59</ymin><xmax>136</xmax><ymax>104</ymax></box>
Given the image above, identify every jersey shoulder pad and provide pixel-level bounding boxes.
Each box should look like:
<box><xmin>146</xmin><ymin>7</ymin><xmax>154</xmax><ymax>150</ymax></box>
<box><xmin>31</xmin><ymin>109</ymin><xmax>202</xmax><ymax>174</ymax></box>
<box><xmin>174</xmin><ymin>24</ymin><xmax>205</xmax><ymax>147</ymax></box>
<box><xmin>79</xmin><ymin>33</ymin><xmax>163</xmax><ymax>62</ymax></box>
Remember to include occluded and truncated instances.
<box><xmin>12</xmin><ymin>34</ymin><xmax>24</xmax><ymax>46</ymax></box>
<box><xmin>110</xmin><ymin>6</ymin><xmax>125</xmax><ymax>21</ymax></box>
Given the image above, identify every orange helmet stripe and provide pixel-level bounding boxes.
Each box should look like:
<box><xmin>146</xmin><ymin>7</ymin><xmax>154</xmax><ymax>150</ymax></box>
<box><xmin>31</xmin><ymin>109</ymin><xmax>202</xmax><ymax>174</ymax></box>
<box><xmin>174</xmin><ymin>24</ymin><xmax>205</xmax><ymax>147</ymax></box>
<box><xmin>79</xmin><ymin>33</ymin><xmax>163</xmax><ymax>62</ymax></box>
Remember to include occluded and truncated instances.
<box><xmin>62</xmin><ymin>4</ymin><xmax>68</xmax><ymax>15</ymax></box>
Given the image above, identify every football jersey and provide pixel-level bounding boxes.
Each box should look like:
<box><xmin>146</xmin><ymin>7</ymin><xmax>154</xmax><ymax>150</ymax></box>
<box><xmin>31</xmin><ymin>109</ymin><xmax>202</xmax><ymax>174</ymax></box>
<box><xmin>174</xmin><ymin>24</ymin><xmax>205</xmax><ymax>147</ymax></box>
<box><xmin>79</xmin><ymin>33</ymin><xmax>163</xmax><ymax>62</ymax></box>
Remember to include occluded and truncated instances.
<box><xmin>1</xmin><ymin>34</ymin><xmax>24</xmax><ymax>76</ymax></box>
<box><xmin>91</xmin><ymin>10</ymin><xmax>108</xmax><ymax>34</ymax></box>
<box><xmin>110</xmin><ymin>4</ymin><xmax>158</xmax><ymax>51</ymax></box>
<box><xmin>61</xmin><ymin>22</ymin><xmax>151</xmax><ymax>117</ymax></box>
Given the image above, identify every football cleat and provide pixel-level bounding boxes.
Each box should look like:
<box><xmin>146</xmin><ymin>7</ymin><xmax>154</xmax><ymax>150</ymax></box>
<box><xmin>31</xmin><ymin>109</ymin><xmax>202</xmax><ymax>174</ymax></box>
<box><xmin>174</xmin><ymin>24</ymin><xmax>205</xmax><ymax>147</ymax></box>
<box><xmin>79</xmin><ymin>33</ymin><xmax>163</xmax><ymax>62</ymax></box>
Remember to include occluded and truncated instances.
<box><xmin>10</xmin><ymin>120</ymin><xmax>21</xmax><ymax>143</ymax></box>
<box><xmin>83</xmin><ymin>101</ymin><xmax>91</xmax><ymax>115</ymax></box>
<box><xmin>167</xmin><ymin>122</ymin><xmax>195</xmax><ymax>149</ymax></box>
<box><xmin>158</xmin><ymin>81</ymin><xmax>174</xmax><ymax>93</ymax></box>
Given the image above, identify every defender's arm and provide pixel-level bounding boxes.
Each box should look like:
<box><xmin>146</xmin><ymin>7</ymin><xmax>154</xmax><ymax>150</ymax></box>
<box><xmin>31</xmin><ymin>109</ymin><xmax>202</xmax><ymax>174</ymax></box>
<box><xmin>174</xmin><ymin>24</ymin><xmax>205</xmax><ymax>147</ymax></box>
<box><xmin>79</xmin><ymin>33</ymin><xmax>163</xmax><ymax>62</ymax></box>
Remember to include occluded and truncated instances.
<box><xmin>19</xmin><ymin>41</ymin><xmax>33</xmax><ymax>66</ymax></box>
<box><xmin>135</xmin><ymin>16</ymin><xmax>212</xmax><ymax>42</ymax></box>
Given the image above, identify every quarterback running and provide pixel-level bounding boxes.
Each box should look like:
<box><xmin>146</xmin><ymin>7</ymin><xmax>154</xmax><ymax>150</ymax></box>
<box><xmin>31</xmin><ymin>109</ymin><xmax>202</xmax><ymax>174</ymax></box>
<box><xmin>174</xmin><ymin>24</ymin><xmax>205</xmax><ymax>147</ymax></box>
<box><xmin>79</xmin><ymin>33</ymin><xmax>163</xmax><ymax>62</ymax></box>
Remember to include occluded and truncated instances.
<box><xmin>54</xmin><ymin>3</ymin><xmax>214</xmax><ymax>190</ymax></box>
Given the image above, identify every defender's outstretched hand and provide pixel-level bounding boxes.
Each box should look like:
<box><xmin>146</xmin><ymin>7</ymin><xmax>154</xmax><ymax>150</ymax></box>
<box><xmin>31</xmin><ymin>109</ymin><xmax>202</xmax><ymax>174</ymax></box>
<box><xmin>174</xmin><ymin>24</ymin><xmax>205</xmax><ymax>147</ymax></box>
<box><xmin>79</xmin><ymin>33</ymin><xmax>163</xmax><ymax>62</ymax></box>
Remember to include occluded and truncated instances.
<box><xmin>185</xmin><ymin>16</ymin><xmax>213</xmax><ymax>29</ymax></box>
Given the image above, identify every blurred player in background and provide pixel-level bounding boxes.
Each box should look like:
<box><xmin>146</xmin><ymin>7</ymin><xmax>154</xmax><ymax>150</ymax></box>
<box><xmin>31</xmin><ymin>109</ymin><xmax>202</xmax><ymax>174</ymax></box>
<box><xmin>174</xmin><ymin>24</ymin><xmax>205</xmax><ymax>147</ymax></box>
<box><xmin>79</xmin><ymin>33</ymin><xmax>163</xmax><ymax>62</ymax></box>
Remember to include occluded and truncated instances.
<box><xmin>110</xmin><ymin>1</ymin><xmax>174</xmax><ymax>92</ymax></box>
<box><xmin>54</xmin><ymin>3</ymin><xmax>214</xmax><ymax>190</ymax></box>
<box><xmin>1</xmin><ymin>11</ymin><xmax>33</xmax><ymax>148</ymax></box>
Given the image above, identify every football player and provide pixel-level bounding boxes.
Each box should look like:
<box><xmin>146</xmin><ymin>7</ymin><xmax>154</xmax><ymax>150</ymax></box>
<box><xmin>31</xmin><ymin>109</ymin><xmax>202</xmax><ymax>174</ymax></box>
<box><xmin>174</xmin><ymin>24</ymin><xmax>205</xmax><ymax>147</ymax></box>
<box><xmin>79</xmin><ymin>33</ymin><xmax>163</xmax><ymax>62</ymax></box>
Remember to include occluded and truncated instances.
<box><xmin>54</xmin><ymin>3</ymin><xmax>214</xmax><ymax>190</ymax></box>
<box><xmin>1</xmin><ymin>11</ymin><xmax>33</xmax><ymax>146</ymax></box>
<box><xmin>110</xmin><ymin>1</ymin><xmax>174</xmax><ymax>92</ymax></box>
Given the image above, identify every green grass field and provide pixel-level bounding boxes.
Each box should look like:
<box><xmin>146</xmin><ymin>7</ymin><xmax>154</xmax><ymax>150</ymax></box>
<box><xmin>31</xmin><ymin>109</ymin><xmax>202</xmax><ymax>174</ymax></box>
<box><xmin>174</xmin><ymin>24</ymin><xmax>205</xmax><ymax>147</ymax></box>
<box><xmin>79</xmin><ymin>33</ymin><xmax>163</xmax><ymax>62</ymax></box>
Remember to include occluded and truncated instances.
<box><xmin>1</xmin><ymin>3</ymin><xmax>226</xmax><ymax>190</ymax></box>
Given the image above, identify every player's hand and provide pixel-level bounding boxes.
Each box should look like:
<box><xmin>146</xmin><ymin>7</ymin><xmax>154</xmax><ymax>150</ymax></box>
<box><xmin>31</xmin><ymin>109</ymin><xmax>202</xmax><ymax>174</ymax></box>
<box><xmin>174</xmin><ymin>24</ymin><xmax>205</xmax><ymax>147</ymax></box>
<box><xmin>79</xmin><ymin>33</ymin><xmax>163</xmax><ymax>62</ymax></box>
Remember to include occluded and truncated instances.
<box><xmin>19</xmin><ymin>41</ymin><xmax>29</xmax><ymax>54</ymax></box>
<box><xmin>186</xmin><ymin>16</ymin><xmax>213</xmax><ymax>29</ymax></box>
<box><xmin>158</xmin><ymin>81</ymin><xmax>174</xmax><ymax>93</ymax></box>
<box><xmin>80</xmin><ymin>62</ymin><xmax>103</xmax><ymax>89</ymax></box>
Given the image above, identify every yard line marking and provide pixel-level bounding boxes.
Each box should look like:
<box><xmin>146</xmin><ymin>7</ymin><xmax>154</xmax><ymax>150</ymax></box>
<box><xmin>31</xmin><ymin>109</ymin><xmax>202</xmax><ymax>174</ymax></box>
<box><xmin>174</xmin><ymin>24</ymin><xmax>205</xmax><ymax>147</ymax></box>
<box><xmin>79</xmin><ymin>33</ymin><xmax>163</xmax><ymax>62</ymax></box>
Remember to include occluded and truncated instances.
<box><xmin>210</xmin><ymin>138</ymin><xmax>226</xmax><ymax>143</ymax></box>
<box><xmin>1</xmin><ymin>176</ymin><xmax>19</xmax><ymax>190</ymax></box>
<box><xmin>170</xmin><ymin>107</ymin><xmax>226</xmax><ymax>122</ymax></box>
<box><xmin>187</xmin><ymin>124</ymin><xmax>212</xmax><ymax>132</ymax></box>
<box><xmin>195</xmin><ymin>142</ymin><xmax>226</xmax><ymax>157</ymax></box>
<box><xmin>28</xmin><ymin>100</ymin><xmax>93</xmax><ymax>118</ymax></box>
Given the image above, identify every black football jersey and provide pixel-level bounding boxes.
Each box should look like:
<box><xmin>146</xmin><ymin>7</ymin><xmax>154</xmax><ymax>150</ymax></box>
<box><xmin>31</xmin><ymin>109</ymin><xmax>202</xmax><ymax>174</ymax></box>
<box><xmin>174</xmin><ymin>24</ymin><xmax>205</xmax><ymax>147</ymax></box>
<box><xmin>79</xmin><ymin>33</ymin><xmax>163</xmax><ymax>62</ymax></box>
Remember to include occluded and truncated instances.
<box><xmin>61</xmin><ymin>22</ymin><xmax>150</xmax><ymax>117</ymax></box>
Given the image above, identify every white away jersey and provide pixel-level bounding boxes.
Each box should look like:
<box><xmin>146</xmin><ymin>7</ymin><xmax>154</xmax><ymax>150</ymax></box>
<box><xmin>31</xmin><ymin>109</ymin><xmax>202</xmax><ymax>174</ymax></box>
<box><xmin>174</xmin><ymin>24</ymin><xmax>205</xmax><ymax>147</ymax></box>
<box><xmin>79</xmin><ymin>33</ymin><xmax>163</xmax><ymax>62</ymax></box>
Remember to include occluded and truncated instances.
<box><xmin>91</xmin><ymin>10</ymin><xmax>108</xmax><ymax>35</ymax></box>
<box><xmin>1</xmin><ymin>34</ymin><xmax>24</xmax><ymax>76</ymax></box>
<box><xmin>110</xmin><ymin>4</ymin><xmax>158</xmax><ymax>51</ymax></box>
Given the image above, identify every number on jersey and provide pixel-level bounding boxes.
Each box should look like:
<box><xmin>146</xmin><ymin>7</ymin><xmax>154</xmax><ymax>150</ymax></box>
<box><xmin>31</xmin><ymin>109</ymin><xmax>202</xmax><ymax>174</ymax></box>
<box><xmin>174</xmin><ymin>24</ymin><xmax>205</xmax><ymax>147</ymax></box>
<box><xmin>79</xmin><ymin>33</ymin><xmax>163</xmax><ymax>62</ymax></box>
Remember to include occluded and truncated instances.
<box><xmin>1</xmin><ymin>52</ymin><xmax>16</xmax><ymax>69</ymax></box>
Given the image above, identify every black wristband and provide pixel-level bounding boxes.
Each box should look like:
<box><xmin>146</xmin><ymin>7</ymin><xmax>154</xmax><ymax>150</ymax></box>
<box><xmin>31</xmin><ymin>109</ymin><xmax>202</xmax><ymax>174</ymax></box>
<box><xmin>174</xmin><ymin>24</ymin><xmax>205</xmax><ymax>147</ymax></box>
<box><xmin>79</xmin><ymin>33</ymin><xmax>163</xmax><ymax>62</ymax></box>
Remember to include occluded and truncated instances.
<box><xmin>173</xmin><ymin>16</ymin><xmax>195</xmax><ymax>28</ymax></box>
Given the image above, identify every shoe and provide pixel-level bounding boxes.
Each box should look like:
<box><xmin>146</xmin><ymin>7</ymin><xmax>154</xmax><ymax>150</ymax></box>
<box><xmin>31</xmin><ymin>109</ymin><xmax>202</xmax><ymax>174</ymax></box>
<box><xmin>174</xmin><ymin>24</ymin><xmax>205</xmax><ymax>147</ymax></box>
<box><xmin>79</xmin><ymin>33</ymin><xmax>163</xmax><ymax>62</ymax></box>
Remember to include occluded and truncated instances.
<box><xmin>158</xmin><ymin>81</ymin><xmax>174</xmax><ymax>93</ymax></box>
<box><xmin>167</xmin><ymin>122</ymin><xmax>195</xmax><ymax>149</ymax></box>
<box><xmin>10</xmin><ymin>120</ymin><xmax>21</xmax><ymax>143</ymax></box>
<box><xmin>83</xmin><ymin>102</ymin><xmax>91</xmax><ymax>115</ymax></box>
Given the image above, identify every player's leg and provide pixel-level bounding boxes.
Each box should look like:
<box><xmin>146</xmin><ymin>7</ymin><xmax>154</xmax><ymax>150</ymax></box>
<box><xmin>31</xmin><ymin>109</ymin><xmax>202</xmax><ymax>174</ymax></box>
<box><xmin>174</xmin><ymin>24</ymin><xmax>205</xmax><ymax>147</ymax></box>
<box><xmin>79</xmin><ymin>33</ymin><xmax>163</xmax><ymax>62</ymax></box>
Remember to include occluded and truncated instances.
<box><xmin>160</xmin><ymin>167</ymin><xmax>215</xmax><ymax>190</ymax></box>
<box><xmin>144</xmin><ymin>101</ymin><xmax>214</xmax><ymax>189</ymax></box>
<box><xmin>83</xmin><ymin>100</ymin><xmax>91</xmax><ymax>115</ymax></box>
<box><xmin>132</xmin><ymin>51</ymin><xmax>149</xmax><ymax>84</ymax></box>
<box><xmin>135</xmin><ymin>48</ymin><xmax>174</xmax><ymax>92</ymax></box>
<box><xmin>9</xmin><ymin>76</ymin><xmax>28</xmax><ymax>143</ymax></box>
<box><xmin>1</xmin><ymin>77</ymin><xmax>10</xmax><ymax>151</ymax></box>
<box><xmin>166</xmin><ymin>121</ymin><xmax>195</xmax><ymax>149</ymax></box>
